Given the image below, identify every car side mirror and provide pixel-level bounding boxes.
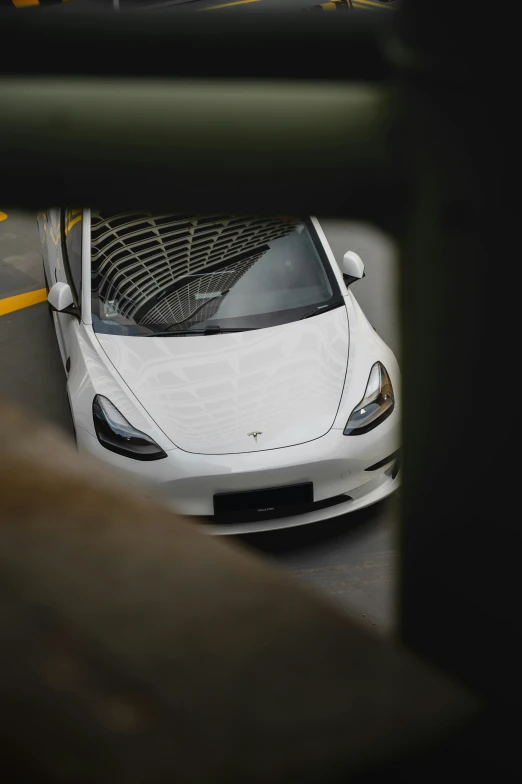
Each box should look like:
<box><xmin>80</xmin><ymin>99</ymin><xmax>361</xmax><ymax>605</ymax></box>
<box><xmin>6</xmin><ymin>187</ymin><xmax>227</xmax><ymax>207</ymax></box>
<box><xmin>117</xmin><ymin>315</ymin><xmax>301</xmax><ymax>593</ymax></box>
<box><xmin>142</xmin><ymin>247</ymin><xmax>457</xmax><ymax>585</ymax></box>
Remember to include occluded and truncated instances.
<box><xmin>342</xmin><ymin>251</ymin><xmax>365</xmax><ymax>285</ymax></box>
<box><xmin>47</xmin><ymin>282</ymin><xmax>80</xmax><ymax>318</ymax></box>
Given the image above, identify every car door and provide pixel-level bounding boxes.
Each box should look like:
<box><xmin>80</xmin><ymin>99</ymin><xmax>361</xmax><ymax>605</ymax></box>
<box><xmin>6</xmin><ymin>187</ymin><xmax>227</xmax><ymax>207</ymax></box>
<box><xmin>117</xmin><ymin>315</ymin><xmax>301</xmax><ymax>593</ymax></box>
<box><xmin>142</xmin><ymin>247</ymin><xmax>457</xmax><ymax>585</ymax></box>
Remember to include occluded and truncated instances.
<box><xmin>56</xmin><ymin>208</ymin><xmax>84</xmax><ymax>370</ymax></box>
<box><xmin>37</xmin><ymin>207</ymin><xmax>71</xmax><ymax>365</ymax></box>
<box><xmin>40</xmin><ymin>208</ymin><xmax>83</xmax><ymax>369</ymax></box>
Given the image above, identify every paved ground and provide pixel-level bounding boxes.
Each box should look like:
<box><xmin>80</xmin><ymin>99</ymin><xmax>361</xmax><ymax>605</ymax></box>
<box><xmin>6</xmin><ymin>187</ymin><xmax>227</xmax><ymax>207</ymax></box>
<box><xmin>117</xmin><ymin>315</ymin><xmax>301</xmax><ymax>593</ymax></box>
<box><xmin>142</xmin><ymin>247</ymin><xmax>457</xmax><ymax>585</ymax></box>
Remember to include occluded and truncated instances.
<box><xmin>0</xmin><ymin>211</ymin><xmax>44</xmax><ymax>298</ymax></box>
<box><xmin>0</xmin><ymin>210</ymin><xmax>399</xmax><ymax>634</ymax></box>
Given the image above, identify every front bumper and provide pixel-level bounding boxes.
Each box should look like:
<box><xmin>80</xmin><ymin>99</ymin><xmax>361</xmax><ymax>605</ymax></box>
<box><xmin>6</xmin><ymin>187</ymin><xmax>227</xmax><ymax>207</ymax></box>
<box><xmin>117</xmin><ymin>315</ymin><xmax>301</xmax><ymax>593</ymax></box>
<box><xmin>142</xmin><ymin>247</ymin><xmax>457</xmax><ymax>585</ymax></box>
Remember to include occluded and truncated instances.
<box><xmin>76</xmin><ymin>415</ymin><xmax>399</xmax><ymax>533</ymax></box>
<box><xmin>203</xmin><ymin>467</ymin><xmax>399</xmax><ymax>534</ymax></box>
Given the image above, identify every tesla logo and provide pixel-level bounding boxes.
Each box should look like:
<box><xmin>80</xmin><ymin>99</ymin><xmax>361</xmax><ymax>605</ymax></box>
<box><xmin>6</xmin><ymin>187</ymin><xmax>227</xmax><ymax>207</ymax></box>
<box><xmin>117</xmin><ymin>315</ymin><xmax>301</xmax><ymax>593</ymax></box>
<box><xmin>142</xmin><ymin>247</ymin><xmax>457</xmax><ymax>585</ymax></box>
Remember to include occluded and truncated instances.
<box><xmin>257</xmin><ymin>508</ymin><xmax>274</xmax><ymax>512</ymax></box>
<box><xmin>247</xmin><ymin>431</ymin><xmax>262</xmax><ymax>443</ymax></box>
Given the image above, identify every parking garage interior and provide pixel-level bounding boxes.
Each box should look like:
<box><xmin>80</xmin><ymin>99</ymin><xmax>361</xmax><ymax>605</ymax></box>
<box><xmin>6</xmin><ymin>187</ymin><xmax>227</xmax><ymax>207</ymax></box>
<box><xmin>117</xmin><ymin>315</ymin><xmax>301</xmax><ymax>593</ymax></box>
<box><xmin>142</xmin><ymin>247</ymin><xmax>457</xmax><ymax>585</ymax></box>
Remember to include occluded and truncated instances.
<box><xmin>1</xmin><ymin>206</ymin><xmax>399</xmax><ymax>630</ymax></box>
<box><xmin>5</xmin><ymin>1</ymin><xmax>517</xmax><ymax>781</ymax></box>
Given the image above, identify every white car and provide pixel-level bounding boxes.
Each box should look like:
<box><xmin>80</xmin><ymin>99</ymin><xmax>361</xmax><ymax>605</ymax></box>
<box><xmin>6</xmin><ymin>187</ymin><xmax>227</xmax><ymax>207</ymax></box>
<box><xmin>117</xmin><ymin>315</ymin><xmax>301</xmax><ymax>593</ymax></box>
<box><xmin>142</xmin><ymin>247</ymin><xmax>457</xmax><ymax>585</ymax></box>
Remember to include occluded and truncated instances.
<box><xmin>39</xmin><ymin>209</ymin><xmax>400</xmax><ymax>533</ymax></box>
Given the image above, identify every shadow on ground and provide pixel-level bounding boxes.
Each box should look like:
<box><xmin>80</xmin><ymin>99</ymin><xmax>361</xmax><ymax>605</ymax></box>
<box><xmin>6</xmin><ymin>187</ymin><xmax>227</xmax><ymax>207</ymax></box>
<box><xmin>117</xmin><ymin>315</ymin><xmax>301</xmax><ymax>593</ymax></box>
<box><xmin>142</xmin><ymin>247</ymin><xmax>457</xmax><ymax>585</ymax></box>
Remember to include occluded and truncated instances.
<box><xmin>237</xmin><ymin>498</ymin><xmax>398</xmax><ymax>634</ymax></box>
<box><xmin>238</xmin><ymin>499</ymin><xmax>392</xmax><ymax>556</ymax></box>
<box><xmin>0</xmin><ymin>302</ymin><xmax>74</xmax><ymax>438</ymax></box>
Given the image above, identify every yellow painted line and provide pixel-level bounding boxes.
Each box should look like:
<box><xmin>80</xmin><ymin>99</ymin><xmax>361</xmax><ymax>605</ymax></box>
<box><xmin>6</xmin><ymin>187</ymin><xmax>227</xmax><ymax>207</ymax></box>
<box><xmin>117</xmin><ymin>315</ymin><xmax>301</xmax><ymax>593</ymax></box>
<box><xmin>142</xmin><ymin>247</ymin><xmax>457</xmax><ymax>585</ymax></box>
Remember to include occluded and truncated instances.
<box><xmin>65</xmin><ymin>213</ymin><xmax>82</xmax><ymax>236</ymax></box>
<box><xmin>353</xmin><ymin>0</ymin><xmax>395</xmax><ymax>9</ymax></box>
<box><xmin>0</xmin><ymin>211</ymin><xmax>8</xmax><ymax>222</ymax></box>
<box><xmin>200</xmin><ymin>0</ymin><xmax>260</xmax><ymax>10</ymax></box>
<box><xmin>0</xmin><ymin>288</ymin><xmax>48</xmax><ymax>317</ymax></box>
<box><xmin>321</xmin><ymin>2</ymin><xmax>337</xmax><ymax>8</ymax></box>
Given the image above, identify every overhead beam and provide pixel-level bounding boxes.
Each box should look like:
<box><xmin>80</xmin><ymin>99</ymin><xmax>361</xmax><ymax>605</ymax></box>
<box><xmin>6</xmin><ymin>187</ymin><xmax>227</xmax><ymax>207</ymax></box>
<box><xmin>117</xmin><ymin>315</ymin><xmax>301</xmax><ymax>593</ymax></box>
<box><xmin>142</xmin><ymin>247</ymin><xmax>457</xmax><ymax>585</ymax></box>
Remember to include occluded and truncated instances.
<box><xmin>0</xmin><ymin>9</ymin><xmax>392</xmax><ymax>82</ymax></box>
<box><xmin>0</xmin><ymin>78</ymin><xmax>404</xmax><ymax>225</ymax></box>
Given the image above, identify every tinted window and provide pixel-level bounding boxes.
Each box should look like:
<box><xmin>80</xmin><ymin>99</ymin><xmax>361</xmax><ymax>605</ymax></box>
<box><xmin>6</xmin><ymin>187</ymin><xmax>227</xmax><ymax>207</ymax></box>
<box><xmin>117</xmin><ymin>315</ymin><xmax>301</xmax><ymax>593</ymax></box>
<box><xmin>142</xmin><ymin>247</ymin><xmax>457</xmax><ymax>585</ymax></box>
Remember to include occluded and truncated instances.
<box><xmin>90</xmin><ymin>213</ymin><xmax>340</xmax><ymax>336</ymax></box>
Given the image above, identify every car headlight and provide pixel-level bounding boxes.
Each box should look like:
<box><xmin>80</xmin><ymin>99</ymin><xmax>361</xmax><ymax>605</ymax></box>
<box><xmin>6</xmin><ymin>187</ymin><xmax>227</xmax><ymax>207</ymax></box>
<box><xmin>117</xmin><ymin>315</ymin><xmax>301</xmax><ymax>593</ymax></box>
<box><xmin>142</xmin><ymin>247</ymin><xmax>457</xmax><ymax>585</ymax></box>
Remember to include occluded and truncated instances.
<box><xmin>343</xmin><ymin>362</ymin><xmax>394</xmax><ymax>436</ymax></box>
<box><xmin>92</xmin><ymin>394</ymin><xmax>167</xmax><ymax>460</ymax></box>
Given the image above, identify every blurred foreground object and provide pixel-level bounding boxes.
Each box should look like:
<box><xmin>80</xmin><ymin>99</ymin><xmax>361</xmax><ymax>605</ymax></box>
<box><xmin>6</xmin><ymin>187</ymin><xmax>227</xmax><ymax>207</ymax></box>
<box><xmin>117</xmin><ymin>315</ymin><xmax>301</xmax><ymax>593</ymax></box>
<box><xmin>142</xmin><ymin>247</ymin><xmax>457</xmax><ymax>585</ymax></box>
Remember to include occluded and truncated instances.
<box><xmin>0</xmin><ymin>0</ymin><xmax>520</xmax><ymax>779</ymax></box>
<box><xmin>0</xmin><ymin>400</ymin><xmax>475</xmax><ymax>782</ymax></box>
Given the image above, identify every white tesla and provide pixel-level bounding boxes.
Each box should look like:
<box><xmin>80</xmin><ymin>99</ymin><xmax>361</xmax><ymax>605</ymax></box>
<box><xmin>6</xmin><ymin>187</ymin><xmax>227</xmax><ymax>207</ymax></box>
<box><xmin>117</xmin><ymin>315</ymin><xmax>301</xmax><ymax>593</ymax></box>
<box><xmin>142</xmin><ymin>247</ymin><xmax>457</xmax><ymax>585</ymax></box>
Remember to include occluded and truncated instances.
<box><xmin>39</xmin><ymin>209</ymin><xmax>400</xmax><ymax>533</ymax></box>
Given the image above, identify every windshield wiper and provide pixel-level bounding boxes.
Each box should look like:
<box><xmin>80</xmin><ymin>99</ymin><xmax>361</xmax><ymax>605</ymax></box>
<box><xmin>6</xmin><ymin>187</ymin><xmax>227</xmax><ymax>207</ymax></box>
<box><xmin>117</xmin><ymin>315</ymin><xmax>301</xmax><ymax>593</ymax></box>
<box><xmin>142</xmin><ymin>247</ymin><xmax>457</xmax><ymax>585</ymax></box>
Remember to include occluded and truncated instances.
<box><xmin>145</xmin><ymin>326</ymin><xmax>256</xmax><ymax>337</ymax></box>
<box><xmin>301</xmin><ymin>299</ymin><xmax>345</xmax><ymax>320</ymax></box>
<box><xmin>145</xmin><ymin>291</ymin><xmax>237</xmax><ymax>336</ymax></box>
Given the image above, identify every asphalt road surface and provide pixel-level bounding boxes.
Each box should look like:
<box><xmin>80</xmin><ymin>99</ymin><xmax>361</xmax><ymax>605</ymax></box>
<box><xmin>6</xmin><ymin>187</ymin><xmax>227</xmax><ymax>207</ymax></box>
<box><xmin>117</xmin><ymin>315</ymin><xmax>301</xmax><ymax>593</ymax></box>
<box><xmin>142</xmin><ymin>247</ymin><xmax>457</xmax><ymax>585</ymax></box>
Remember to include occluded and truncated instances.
<box><xmin>0</xmin><ymin>211</ymin><xmax>400</xmax><ymax>635</ymax></box>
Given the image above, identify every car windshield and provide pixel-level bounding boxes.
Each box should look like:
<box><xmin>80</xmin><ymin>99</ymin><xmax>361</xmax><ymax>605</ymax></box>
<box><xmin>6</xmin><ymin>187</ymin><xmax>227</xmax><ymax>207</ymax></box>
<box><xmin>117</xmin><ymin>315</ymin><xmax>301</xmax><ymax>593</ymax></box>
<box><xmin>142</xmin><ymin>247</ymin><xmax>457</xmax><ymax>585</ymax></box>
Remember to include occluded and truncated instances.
<box><xmin>90</xmin><ymin>213</ymin><xmax>340</xmax><ymax>336</ymax></box>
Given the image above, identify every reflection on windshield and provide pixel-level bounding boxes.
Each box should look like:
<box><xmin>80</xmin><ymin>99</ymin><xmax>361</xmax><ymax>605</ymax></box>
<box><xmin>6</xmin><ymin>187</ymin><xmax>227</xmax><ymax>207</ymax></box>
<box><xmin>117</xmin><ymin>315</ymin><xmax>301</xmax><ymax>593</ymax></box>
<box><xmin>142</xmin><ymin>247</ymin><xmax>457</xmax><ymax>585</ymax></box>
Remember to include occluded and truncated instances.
<box><xmin>91</xmin><ymin>213</ymin><xmax>339</xmax><ymax>335</ymax></box>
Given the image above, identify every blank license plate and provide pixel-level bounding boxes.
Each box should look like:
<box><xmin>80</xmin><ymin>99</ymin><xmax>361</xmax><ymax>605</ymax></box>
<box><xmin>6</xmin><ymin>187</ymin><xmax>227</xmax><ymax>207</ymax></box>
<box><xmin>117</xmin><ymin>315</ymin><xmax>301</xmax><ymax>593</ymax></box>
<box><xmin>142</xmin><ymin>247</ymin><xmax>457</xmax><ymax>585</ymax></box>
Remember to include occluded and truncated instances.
<box><xmin>213</xmin><ymin>482</ymin><xmax>313</xmax><ymax>523</ymax></box>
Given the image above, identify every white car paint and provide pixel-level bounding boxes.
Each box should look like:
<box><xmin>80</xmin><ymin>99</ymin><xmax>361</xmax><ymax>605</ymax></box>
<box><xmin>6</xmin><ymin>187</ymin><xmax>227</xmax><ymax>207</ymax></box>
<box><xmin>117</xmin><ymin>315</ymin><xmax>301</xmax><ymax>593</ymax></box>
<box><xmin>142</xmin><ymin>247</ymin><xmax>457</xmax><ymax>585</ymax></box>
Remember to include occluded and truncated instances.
<box><xmin>96</xmin><ymin>306</ymin><xmax>349</xmax><ymax>454</ymax></box>
<box><xmin>39</xmin><ymin>209</ymin><xmax>400</xmax><ymax>533</ymax></box>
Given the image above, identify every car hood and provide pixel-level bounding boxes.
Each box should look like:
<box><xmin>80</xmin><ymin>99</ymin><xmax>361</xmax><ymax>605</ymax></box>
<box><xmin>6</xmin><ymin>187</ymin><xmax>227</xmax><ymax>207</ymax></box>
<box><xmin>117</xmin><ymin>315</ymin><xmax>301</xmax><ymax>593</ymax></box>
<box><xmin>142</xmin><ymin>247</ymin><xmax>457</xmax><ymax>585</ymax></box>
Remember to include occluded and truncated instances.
<box><xmin>96</xmin><ymin>307</ymin><xmax>349</xmax><ymax>455</ymax></box>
